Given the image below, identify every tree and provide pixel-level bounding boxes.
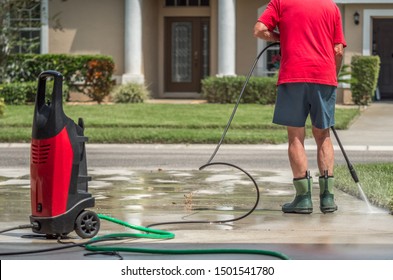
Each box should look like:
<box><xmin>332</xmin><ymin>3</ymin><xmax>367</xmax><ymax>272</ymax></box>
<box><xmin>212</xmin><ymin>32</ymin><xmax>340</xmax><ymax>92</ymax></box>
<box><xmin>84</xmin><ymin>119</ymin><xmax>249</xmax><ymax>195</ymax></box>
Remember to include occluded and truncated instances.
<box><xmin>0</xmin><ymin>0</ymin><xmax>68</xmax><ymax>83</ymax></box>
<box><xmin>1</xmin><ymin>0</ymin><xmax>42</xmax><ymax>82</ymax></box>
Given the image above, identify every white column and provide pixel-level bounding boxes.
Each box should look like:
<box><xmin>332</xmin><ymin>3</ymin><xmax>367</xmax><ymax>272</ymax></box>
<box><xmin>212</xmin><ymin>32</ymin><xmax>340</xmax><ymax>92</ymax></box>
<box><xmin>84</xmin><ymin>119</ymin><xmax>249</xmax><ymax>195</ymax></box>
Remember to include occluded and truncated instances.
<box><xmin>40</xmin><ymin>0</ymin><xmax>49</xmax><ymax>54</ymax></box>
<box><xmin>217</xmin><ymin>0</ymin><xmax>236</xmax><ymax>76</ymax></box>
<box><xmin>123</xmin><ymin>0</ymin><xmax>144</xmax><ymax>84</ymax></box>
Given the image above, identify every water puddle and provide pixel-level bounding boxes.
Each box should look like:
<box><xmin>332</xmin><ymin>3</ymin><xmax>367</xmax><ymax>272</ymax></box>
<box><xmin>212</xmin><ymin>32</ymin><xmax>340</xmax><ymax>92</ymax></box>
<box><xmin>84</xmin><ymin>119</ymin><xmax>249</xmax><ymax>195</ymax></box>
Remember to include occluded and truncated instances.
<box><xmin>0</xmin><ymin>168</ymin><xmax>275</xmax><ymax>228</ymax></box>
<box><xmin>0</xmin><ymin>168</ymin><xmax>389</xmax><ymax>232</ymax></box>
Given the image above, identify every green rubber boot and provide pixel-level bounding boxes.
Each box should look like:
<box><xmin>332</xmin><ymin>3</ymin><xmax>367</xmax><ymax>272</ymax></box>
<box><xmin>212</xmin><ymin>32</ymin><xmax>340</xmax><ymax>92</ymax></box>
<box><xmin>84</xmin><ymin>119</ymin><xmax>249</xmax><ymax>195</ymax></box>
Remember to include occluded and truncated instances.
<box><xmin>282</xmin><ymin>172</ymin><xmax>313</xmax><ymax>214</ymax></box>
<box><xmin>319</xmin><ymin>171</ymin><xmax>338</xmax><ymax>213</ymax></box>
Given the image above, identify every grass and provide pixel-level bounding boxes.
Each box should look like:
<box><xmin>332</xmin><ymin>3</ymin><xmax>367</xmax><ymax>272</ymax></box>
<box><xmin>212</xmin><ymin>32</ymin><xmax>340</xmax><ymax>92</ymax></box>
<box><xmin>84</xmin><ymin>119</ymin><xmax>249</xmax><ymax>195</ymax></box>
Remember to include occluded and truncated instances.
<box><xmin>335</xmin><ymin>163</ymin><xmax>393</xmax><ymax>212</ymax></box>
<box><xmin>0</xmin><ymin>103</ymin><xmax>359</xmax><ymax>143</ymax></box>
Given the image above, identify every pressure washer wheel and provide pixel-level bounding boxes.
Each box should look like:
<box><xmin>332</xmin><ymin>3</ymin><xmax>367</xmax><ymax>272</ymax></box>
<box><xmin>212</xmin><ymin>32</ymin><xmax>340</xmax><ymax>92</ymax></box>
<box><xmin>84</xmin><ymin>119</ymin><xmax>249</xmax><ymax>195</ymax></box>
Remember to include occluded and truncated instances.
<box><xmin>74</xmin><ymin>210</ymin><xmax>100</xmax><ymax>239</ymax></box>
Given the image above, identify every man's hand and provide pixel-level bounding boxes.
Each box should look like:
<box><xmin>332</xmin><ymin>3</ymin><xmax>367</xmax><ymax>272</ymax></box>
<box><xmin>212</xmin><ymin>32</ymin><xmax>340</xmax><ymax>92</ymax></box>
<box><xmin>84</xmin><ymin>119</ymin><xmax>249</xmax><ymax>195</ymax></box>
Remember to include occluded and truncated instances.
<box><xmin>253</xmin><ymin>21</ymin><xmax>280</xmax><ymax>42</ymax></box>
<box><xmin>334</xmin><ymin>43</ymin><xmax>344</xmax><ymax>76</ymax></box>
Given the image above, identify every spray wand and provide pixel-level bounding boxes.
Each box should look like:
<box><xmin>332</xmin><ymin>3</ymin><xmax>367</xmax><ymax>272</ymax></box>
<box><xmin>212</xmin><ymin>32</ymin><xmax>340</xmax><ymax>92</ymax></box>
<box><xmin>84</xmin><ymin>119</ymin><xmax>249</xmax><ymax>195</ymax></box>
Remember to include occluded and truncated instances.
<box><xmin>331</xmin><ymin>126</ymin><xmax>359</xmax><ymax>183</ymax></box>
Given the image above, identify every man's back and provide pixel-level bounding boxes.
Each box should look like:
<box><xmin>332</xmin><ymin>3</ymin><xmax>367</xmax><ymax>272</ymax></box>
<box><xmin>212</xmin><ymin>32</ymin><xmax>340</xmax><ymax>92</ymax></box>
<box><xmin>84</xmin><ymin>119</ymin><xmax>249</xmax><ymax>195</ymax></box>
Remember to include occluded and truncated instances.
<box><xmin>258</xmin><ymin>0</ymin><xmax>346</xmax><ymax>86</ymax></box>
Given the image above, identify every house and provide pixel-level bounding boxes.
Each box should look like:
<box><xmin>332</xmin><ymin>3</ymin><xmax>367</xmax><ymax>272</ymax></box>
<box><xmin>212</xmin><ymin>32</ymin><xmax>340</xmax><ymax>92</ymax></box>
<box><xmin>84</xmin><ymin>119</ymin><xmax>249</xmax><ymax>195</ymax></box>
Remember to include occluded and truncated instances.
<box><xmin>20</xmin><ymin>0</ymin><xmax>393</xmax><ymax>102</ymax></box>
<box><xmin>335</xmin><ymin>0</ymin><xmax>393</xmax><ymax>103</ymax></box>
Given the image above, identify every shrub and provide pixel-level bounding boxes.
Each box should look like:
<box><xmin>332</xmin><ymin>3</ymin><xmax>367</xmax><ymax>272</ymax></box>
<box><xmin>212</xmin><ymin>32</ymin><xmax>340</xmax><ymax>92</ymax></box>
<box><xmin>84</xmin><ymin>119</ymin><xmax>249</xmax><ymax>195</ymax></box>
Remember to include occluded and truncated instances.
<box><xmin>201</xmin><ymin>76</ymin><xmax>277</xmax><ymax>104</ymax></box>
<box><xmin>75</xmin><ymin>59</ymin><xmax>115</xmax><ymax>104</ymax></box>
<box><xmin>350</xmin><ymin>55</ymin><xmax>380</xmax><ymax>106</ymax></box>
<box><xmin>111</xmin><ymin>83</ymin><xmax>150</xmax><ymax>103</ymax></box>
<box><xmin>1</xmin><ymin>82</ymin><xmax>31</xmax><ymax>105</ymax></box>
<box><xmin>1</xmin><ymin>81</ymin><xmax>69</xmax><ymax>105</ymax></box>
<box><xmin>0</xmin><ymin>97</ymin><xmax>5</xmax><ymax>117</ymax></box>
<box><xmin>5</xmin><ymin>54</ymin><xmax>115</xmax><ymax>103</ymax></box>
<box><xmin>338</xmin><ymin>64</ymin><xmax>357</xmax><ymax>85</ymax></box>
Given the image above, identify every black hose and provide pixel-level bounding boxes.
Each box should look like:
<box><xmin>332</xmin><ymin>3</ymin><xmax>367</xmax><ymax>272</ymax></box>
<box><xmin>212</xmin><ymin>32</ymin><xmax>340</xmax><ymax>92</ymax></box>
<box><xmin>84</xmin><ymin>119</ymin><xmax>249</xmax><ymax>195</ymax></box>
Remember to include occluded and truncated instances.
<box><xmin>0</xmin><ymin>223</ymin><xmax>38</xmax><ymax>234</ymax></box>
<box><xmin>147</xmin><ymin>162</ymin><xmax>260</xmax><ymax>228</ymax></box>
<box><xmin>205</xmin><ymin>42</ymin><xmax>280</xmax><ymax>165</ymax></box>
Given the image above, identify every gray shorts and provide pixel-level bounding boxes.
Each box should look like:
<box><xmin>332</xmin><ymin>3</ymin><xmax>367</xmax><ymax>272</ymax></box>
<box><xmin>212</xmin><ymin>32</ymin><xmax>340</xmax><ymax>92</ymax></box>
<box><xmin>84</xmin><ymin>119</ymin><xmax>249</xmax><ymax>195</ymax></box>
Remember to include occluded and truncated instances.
<box><xmin>273</xmin><ymin>83</ymin><xmax>336</xmax><ymax>129</ymax></box>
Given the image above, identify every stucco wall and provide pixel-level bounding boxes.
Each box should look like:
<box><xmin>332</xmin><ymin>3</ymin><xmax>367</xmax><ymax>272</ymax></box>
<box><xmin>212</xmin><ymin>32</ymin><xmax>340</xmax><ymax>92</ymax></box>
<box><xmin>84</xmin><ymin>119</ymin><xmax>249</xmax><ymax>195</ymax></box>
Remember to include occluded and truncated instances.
<box><xmin>236</xmin><ymin>0</ymin><xmax>269</xmax><ymax>76</ymax></box>
<box><xmin>342</xmin><ymin>4</ymin><xmax>390</xmax><ymax>61</ymax></box>
<box><xmin>49</xmin><ymin>0</ymin><xmax>124</xmax><ymax>77</ymax></box>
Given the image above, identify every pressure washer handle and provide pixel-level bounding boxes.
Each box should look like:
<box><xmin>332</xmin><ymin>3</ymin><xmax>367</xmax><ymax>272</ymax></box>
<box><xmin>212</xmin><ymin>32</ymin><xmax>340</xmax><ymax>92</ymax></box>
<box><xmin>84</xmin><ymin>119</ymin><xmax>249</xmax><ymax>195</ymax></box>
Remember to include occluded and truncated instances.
<box><xmin>33</xmin><ymin>70</ymin><xmax>67</xmax><ymax>137</ymax></box>
<box><xmin>331</xmin><ymin>126</ymin><xmax>360</xmax><ymax>183</ymax></box>
<box><xmin>347</xmin><ymin>163</ymin><xmax>360</xmax><ymax>183</ymax></box>
<box><xmin>36</xmin><ymin>70</ymin><xmax>64</xmax><ymax>109</ymax></box>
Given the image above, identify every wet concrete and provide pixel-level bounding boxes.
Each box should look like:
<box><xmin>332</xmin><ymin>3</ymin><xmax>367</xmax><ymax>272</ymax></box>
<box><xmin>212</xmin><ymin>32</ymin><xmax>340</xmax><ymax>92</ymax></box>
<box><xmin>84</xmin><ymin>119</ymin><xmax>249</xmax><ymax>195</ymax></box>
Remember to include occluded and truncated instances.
<box><xmin>1</xmin><ymin>167</ymin><xmax>392</xmax><ymax>260</ymax></box>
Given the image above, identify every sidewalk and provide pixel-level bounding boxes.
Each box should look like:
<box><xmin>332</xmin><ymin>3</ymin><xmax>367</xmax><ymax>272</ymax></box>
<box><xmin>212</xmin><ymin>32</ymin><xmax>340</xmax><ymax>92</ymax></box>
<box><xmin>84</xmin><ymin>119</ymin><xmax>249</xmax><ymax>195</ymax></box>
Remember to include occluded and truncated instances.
<box><xmin>0</xmin><ymin>101</ymin><xmax>392</xmax><ymax>260</ymax></box>
<box><xmin>306</xmin><ymin>101</ymin><xmax>393</xmax><ymax>149</ymax></box>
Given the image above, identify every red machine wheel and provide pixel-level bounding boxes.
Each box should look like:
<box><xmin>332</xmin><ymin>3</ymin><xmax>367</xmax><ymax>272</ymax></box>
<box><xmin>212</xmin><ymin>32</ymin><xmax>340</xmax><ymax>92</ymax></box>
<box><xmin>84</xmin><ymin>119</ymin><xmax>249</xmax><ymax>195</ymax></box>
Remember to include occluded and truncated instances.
<box><xmin>74</xmin><ymin>210</ymin><xmax>100</xmax><ymax>239</ymax></box>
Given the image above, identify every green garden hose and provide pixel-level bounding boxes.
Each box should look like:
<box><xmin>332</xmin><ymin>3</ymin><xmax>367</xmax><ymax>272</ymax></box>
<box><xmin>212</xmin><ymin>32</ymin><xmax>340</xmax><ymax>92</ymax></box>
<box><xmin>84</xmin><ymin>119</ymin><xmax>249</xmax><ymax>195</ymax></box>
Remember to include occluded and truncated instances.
<box><xmin>85</xmin><ymin>214</ymin><xmax>290</xmax><ymax>260</ymax></box>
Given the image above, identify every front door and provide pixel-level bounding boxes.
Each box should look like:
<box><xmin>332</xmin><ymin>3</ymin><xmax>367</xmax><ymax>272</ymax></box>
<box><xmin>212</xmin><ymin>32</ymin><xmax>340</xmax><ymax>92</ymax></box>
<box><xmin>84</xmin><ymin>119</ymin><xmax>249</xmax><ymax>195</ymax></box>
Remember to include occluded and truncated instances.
<box><xmin>373</xmin><ymin>19</ymin><xmax>393</xmax><ymax>99</ymax></box>
<box><xmin>165</xmin><ymin>17</ymin><xmax>210</xmax><ymax>94</ymax></box>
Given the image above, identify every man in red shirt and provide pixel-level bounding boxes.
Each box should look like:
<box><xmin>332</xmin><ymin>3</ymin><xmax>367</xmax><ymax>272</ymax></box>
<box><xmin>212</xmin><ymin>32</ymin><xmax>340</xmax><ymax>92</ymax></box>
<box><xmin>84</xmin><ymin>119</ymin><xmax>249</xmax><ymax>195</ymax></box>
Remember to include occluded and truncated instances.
<box><xmin>254</xmin><ymin>0</ymin><xmax>346</xmax><ymax>214</ymax></box>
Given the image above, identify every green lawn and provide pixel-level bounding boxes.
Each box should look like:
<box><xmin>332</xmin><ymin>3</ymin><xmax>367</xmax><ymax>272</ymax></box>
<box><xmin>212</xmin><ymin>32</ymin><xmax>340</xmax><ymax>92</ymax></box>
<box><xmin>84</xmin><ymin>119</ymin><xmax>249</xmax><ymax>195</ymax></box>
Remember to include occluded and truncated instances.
<box><xmin>335</xmin><ymin>163</ymin><xmax>393</xmax><ymax>212</ymax></box>
<box><xmin>0</xmin><ymin>103</ymin><xmax>359</xmax><ymax>144</ymax></box>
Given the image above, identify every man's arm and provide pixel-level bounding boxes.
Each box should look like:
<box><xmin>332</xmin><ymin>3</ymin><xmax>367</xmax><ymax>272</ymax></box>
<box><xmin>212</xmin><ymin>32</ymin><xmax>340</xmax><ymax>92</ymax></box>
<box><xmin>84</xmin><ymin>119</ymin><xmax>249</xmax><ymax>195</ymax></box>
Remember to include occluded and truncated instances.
<box><xmin>253</xmin><ymin>21</ymin><xmax>280</xmax><ymax>42</ymax></box>
<box><xmin>334</xmin><ymin>43</ymin><xmax>344</xmax><ymax>76</ymax></box>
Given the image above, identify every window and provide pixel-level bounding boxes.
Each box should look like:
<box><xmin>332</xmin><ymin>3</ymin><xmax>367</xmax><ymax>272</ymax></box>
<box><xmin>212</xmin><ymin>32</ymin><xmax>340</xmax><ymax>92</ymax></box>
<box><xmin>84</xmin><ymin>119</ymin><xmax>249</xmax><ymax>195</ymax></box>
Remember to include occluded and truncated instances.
<box><xmin>256</xmin><ymin>5</ymin><xmax>281</xmax><ymax>77</ymax></box>
<box><xmin>171</xmin><ymin>22</ymin><xmax>192</xmax><ymax>82</ymax></box>
<box><xmin>256</xmin><ymin>43</ymin><xmax>281</xmax><ymax>77</ymax></box>
<box><xmin>9</xmin><ymin>1</ymin><xmax>41</xmax><ymax>54</ymax></box>
<box><xmin>266</xmin><ymin>46</ymin><xmax>281</xmax><ymax>74</ymax></box>
<box><xmin>165</xmin><ymin>0</ymin><xmax>209</xmax><ymax>7</ymax></box>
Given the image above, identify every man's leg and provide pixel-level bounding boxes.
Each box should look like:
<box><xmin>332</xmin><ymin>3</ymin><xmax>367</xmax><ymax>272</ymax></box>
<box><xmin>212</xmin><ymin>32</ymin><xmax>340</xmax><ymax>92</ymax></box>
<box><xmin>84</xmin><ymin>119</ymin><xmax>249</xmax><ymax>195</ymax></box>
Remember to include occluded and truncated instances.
<box><xmin>287</xmin><ymin>126</ymin><xmax>308</xmax><ymax>178</ymax></box>
<box><xmin>312</xmin><ymin>126</ymin><xmax>334</xmax><ymax>175</ymax></box>
<box><xmin>312</xmin><ymin>126</ymin><xmax>338</xmax><ymax>213</ymax></box>
<box><xmin>282</xmin><ymin>126</ymin><xmax>313</xmax><ymax>214</ymax></box>
<box><xmin>273</xmin><ymin>84</ymin><xmax>313</xmax><ymax>214</ymax></box>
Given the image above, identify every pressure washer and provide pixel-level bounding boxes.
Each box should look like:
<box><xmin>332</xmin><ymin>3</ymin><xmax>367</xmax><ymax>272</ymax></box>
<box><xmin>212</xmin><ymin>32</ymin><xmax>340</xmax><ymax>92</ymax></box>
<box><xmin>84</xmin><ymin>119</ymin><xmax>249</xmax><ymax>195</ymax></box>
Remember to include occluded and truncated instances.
<box><xmin>29</xmin><ymin>70</ymin><xmax>100</xmax><ymax>239</ymax></box>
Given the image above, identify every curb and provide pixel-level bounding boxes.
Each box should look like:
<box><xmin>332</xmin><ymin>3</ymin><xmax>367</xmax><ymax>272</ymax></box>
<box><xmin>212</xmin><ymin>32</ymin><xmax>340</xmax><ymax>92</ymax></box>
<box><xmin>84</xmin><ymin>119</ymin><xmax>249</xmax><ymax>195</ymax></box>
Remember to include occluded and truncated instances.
<box><xmin>2</xmin><ymin>143</ymin><xmax>393</xmax><ymax>151</ymax></box>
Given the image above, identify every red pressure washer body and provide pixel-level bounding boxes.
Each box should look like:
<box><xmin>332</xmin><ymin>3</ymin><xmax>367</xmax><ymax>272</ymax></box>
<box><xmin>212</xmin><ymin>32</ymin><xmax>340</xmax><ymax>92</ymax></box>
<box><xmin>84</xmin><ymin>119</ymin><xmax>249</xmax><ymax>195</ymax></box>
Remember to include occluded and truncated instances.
<box><xmin>29</xmin><ymin>70</ymin><xmax>100</xmax><ymax>238</ymax></box>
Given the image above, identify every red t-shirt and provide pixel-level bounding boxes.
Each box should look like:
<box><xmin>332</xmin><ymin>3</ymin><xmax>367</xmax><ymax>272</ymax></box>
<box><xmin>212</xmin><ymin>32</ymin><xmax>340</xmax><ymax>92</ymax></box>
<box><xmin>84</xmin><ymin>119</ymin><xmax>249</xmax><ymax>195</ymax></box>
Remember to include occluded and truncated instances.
<box><xmin>258</xmin><ymin>0</ymin><xmax>347</xmax><ymax>86</ymax></box>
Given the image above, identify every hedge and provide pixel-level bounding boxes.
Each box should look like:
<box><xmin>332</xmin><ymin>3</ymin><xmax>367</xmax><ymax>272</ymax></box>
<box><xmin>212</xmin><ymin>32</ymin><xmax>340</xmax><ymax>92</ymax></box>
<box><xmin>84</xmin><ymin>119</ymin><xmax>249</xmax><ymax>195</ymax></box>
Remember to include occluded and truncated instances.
<box><xmin>350</xmin><ymin>55</ymin><xmax>380</xmax><ymax>106</ymax></box>
<box><xmin>1</xmin><ymin>81</ymin><xmax>69</xmax><ymax>105</ymax></box>
<box><xmin>201</xmin><ymin>76</ymin><xmax>277</xmax><ymax>104</ymax></box>
<box><xmin>0</xmin><ymin>97</ymin><xmax>5</xmax><ymax>117</ymax></box>
<box><xmin>1</xmin><ymin>82</ymin><xmax>36</xmax><ymax>105</ymax></box>
<box><xmin>3</xmin><ymin>54</ymin><xmax>115</xmax><ymax>103</ymax></box>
